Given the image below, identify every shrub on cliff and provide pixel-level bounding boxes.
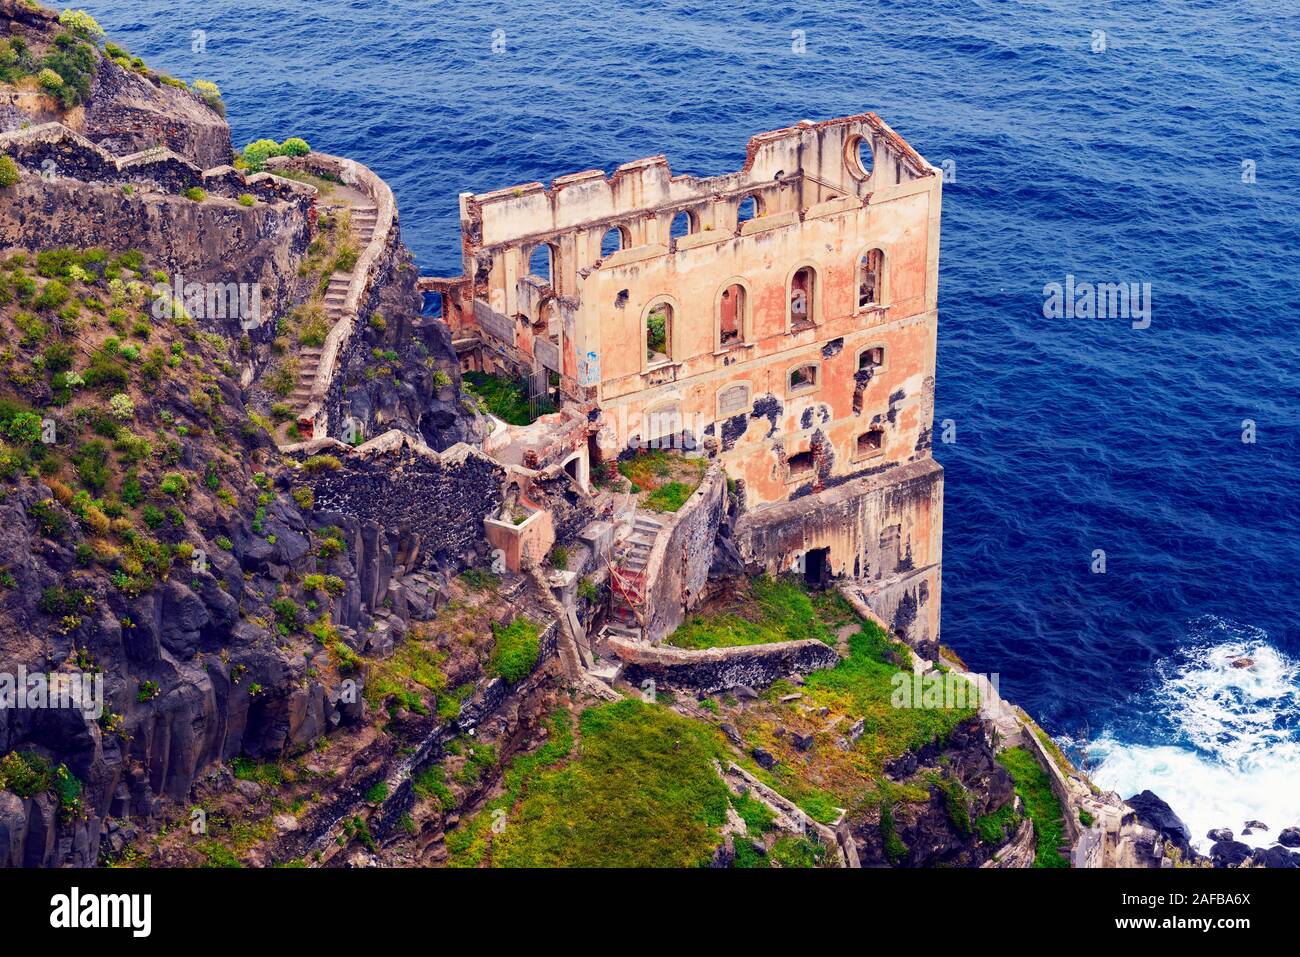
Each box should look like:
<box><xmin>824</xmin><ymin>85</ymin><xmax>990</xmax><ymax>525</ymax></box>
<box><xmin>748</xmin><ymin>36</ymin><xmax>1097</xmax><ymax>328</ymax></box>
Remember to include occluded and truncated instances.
<box><xmin>41</xmin><ymin>33</ymin><xmax>97</xmax><ymax>108</ymax></box>
<box><xmin>191</xmin><ymin>79</ymin><xmax>224</xmax><ymax>117</ymax></box>
<box><xmin>108</xmin><ymin>393</ymin><xmax>134</xmax><ymax>420</ymax></box>
<box><xmin>0</xmin><ymin>751</ymin><xmax>53</xmax><ymax>799</ymax></box>
<box><xmin>1</xmin><ymin>408</ymin><xmax>43</xmax><ymax>445</ymax></box>
<box><xmin>57</xmin><ymin>10</ymin><xmax>106</xmax><ymax>43</ymax></box>
<box><xmin>239</xmin><ymin>136</ymin><xmax>313</xmax><ymax>172</ymax></box>
<box><xmin>301</xmin><ymin>454</ymin><xmax>341</xmax><ymax>474</ymax></box>
<box><xmin>0</xmin><ymin>155</ymin><xmax>18</xmax><ymax>189</ymax></box>
<box><xmin>240</xmin><ymin>139</ymin><xmax>282</xmax><ymax>172</ymax></box>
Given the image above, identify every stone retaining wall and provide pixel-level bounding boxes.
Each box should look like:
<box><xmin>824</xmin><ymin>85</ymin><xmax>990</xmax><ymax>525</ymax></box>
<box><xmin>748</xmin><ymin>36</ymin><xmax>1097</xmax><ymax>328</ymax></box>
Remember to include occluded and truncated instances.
<box><xmin>607</xmin><ymin>635</ymin><xmax>839</xmax><ymax>695</ymax></box>
<box><xmin>305</xmin><ymin>433</ymin><xmax>504</xmax><ymax>574</ymax></box>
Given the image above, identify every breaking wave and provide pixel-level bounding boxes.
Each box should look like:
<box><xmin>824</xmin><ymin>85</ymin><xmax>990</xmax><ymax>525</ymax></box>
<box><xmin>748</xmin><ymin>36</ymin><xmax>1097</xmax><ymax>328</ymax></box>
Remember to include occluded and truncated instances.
<box><xmin>1088</xmin><ymin>617</ymin><xmax>1300</xmax><ymax>850</ymax></box>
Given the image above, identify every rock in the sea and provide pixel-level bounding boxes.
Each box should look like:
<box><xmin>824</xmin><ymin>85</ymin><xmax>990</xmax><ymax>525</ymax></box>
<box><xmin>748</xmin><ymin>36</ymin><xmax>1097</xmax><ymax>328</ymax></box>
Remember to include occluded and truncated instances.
<box><xmin>1209</xmin><ymin>840</ymin><xmax>1252</xmax><ymax>868</ymax></box>
<box><xmin>1278</xmin><ymin>827</ymin><xmax>1300</xmax><ymax>848</ymax></box>
<box><xmin>1207</xmin><ymin>828</ymin><xmax>1234</xmax><ymax>843</ymax></box>
<box><xmin>1230</xmin><ymin>657</ymin><xmax>1254</xmax><ymax>669</ymax></box>
<box><xmin>1242</xmin><ymin>819</ymin><xmax>1268</xmax><ymax>834</ymax></box>
<box><xmin>1126</xmin><ymin>790</ymin><xmax>1194</xmax><ymax>860</ymax></box>
<box><xmin>1248</xmin><ymin>845</ymin><xmax>1298</xmax><ymax>869</ymax></box>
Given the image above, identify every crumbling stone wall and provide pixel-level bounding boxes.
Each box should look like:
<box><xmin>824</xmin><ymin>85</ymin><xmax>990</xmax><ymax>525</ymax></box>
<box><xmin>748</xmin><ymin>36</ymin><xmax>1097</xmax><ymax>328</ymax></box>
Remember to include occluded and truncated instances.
<box><xmin>608</xmin><ymin>636</ymin><xmax>839</xmax><ymax>695</ymax></box>
<box><xmin>0</xmin><ymin>131</ymin><xmax>313</xmax><ymax>333</ymax></box>
<box><xmin>309</xmin><ymin>443</ymin><xmax>504</xmax><ymax>572</ymax></box>
<box><xmin>641</xmin><ymin>465</ymin><xmax>727</xmax><ymax>644</ymax></box>
<box><xmin>735</xmin><ymin>459</ymin><xmax>944</xmax><ymax>648</ymax></box>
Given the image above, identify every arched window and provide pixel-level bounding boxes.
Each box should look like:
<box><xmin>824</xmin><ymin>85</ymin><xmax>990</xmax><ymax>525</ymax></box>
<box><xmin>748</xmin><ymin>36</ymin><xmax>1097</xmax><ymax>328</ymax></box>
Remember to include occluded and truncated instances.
<box><xmin>787</xmin><ymin>449</ymin><xmax>815</xmax><ymax>478</ymax></box>
<box><xmin>528</xmin><ymin>243</ymin><xmax>554</xmax><ymax>284</ymax></box>
<box><xmin>717</xmin><ymin>382</ymin><xmax>751</xmax><ymax>417</ymax></box>
<box><xmin>790</xmin><ymin>265</ymin><xmax>817</xmax><ymax>331</ymax></box>
<box><xmin>856</xmin><ymin>427</ymin><xmax>884</xmax><ymax>458</ymax></box>
<box><xmin>645</xmin><ymin>301</ymin><xmax>673</xmax><ymax>365</ymax></box>
<box><xmin>858</xmin><ymin>248</ymin><xmax>884</xmax><ymax>308</ymax></box>
<box><xmin>788</xmin><ymin>362</ymin><xmax>818</xmax><ymax>393</ymax></box>
<box><xmin>669</xmin><ymin>210</ymin><xmax>695</xmax><ymax>239</ymax></box>
<box><xmin>858</xmin><ymin>345</ymin><xmax>885</xmax><ymax>371</ymax></box>
<box><xmin>719</xmin><ymin>282</ymin><xmax>745</xmax><ymax>347</ymax></box>
<box><xmin>601</xmin><ymin>226</ymin><xmax>629</xmax><ymax>258</ymax></box>
<box><xmin>737</xmin><ymin>194</ymin><xmax>762</xmax><ymax>225</ymax></box>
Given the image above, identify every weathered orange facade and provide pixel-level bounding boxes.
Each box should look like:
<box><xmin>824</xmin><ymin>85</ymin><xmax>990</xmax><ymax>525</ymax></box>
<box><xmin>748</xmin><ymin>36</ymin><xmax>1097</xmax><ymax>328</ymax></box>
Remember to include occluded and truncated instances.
<box><xmin>431</xmin><ymin>113</ymin><xmax>945</xmax><ymax>646</ymax></box>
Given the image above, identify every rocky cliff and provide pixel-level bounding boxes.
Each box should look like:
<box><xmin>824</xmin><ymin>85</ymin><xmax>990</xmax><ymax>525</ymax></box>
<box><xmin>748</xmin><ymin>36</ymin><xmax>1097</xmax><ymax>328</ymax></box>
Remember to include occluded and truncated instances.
<box><xmin>0</xmin><ymin>0</ymin><xmax>231</xmax><ymax>167</ymax></box>
<box><xmin>0</xmin><ymin>4</ymin><xmax>485</xmax><ymax>866</ymax></box>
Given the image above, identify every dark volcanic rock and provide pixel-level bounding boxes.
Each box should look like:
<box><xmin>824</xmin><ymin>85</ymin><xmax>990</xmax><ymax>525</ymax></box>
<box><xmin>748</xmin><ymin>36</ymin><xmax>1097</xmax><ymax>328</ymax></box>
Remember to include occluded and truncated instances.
<box><xmin>81</xmin><ymin>57</ymin><xmax>233</xmax><ymax>168</ymax></box>
<box><xmin>1278</xmin><ymin>827</ymin><xmax>1300</xmax><ymax>848</ymax></box>
<box><xmin>1127</xmin><ymin>790</ymin><xmax>1194</xmax><ymax>860</ymax></box>
<box><xmin>1247</xmin><ymin>845</ymin><xmax>1298</xmax><ymax>869</ymax></box>
<box><xmin>1209</xmin><ymin>840</ymin><xmax>1252</xmax><ymax>868</ymax></box>
<box><xmin>852</xmin><ymin>718</ymin><xmax>1015</xmax><ymax>868</ymax></box>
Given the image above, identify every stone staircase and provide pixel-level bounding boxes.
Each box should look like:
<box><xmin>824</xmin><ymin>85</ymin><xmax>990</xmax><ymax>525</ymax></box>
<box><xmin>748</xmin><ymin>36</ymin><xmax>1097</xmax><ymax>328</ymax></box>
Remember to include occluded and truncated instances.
<box><xmin>290</xmin><ymin>203</ymin><xmax>380</xmax><ymax>416</ymax></box>
<box><xmin>607</xmin><ymin>513</ymin><xmax>664</xmax><ymax>641</ymax></box>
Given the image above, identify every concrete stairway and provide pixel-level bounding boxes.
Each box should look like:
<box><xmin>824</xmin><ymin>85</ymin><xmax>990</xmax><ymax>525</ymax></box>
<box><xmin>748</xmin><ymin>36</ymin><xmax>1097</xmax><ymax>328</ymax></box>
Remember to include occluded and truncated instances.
<box><xmin>290</xmin><ymin>204</ymin><xmax>380</xmax><ymax>415</ymax></box>
<box><xmin>607</xmin><ymin>513</ymin><xmax>663</xmax><ymax>640</ymax></box>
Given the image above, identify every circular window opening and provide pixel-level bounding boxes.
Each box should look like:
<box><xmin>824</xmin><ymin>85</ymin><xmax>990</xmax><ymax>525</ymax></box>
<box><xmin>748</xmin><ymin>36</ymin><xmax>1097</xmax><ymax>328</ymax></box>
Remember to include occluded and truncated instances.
<box><xmin>846</xmin><ymin>134</ymin><xmax>873</xmax><ymax>180</ymax></box>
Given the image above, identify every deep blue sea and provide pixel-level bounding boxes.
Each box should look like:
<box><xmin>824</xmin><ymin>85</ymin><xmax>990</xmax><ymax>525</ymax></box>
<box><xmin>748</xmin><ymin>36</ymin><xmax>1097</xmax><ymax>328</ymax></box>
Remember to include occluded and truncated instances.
<box><xmin>87</xmin><ymin>0</ymin><xmax>1299</xmax><ymax>843</ymax></box>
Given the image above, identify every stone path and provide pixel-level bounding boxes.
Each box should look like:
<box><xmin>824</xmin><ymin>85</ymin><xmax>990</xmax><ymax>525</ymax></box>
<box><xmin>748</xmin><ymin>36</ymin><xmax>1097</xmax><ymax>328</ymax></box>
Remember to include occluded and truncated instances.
<box><xmin>289</xmin><ymin>198</ymin><xmax>381</xmax><ymax>418</ymax></box>
<box><xmin>606</xmin><ymin>512</ymin><xmax>664</xmax><ymax>640</ymax></box>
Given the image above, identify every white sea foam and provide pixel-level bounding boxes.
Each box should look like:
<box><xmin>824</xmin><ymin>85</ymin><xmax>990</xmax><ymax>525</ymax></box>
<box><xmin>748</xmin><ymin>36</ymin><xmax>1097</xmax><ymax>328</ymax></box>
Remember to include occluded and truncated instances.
<box><xmin>1088</xmin><ymin>617</ymin><xmax>1299</xmax><ymax>851</ymax></box>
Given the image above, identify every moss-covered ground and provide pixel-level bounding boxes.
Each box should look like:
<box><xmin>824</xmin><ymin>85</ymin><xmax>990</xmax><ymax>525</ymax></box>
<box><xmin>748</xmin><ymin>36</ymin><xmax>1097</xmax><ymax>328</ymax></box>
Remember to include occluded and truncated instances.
<box><xmin>664</xmin><ymin>575</ymin><xmax>835</xmax><ymax>649</ymax></box>
<box><xmin>449</xmin><ymin>698</ymin><xmax>732</xmax><ymax>867</ymax></box>
<box><xmin>996</xmin><ymin>745</ymin><xmax>1069</xmax><ymax>868</ymax></box>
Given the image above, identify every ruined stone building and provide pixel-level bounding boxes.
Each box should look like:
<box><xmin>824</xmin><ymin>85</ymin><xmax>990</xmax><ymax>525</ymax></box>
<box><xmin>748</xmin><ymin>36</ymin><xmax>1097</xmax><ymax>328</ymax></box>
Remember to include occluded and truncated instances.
<box><xmin>424</xmin><ymin>113</ymin><xmax>944</xmax><ymax>644</ymax></box>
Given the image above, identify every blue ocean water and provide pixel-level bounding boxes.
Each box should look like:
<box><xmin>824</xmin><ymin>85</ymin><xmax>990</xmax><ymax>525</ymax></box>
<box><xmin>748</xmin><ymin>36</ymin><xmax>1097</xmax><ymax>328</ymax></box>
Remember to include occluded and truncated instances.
<box><xmin>86</xmin><ymin>0</ymin><xmax>1299</xmax><ymax>838</ymax></box>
